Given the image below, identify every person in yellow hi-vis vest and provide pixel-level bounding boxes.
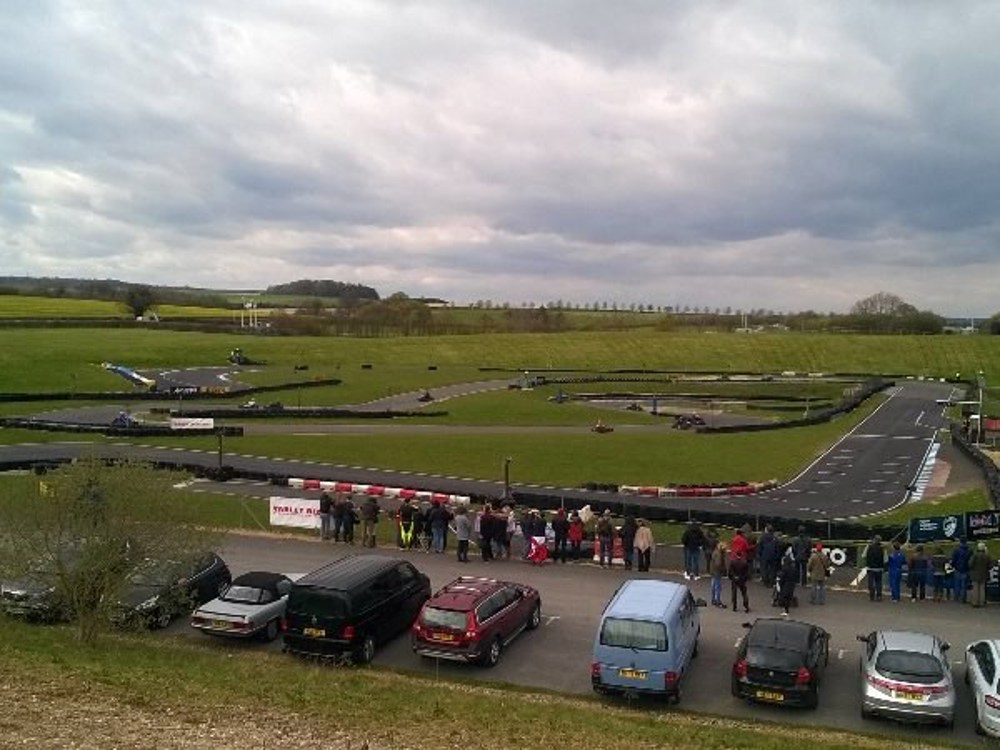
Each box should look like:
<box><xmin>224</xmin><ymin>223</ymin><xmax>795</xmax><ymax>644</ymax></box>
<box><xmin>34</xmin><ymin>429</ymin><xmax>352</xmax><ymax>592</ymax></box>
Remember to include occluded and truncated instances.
<box><xmin>398</xmin><ymin>498</ymin><xmax>416</xmax><ymax>548</ymax></box>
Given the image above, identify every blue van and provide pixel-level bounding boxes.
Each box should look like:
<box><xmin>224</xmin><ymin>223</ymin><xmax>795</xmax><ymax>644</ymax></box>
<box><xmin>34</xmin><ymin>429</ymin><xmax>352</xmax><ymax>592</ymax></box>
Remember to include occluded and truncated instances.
<box><xmin>591</xmin><ymin>579</ymin><xmax>703</xmax><ymax>703</ymax></box>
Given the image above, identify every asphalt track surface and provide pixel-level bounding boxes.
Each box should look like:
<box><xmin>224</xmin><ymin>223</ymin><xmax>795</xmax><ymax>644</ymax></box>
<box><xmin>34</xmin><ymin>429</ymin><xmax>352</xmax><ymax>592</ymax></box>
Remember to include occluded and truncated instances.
<box><xmin>5</xmin><ymin>379</ymin><xmax>959</xmax><ymax>522</ymax></box>
<box><xmin>163</xmin><ymin>533</ymin><xmax>996</xmax><ymax>746</ymax></box>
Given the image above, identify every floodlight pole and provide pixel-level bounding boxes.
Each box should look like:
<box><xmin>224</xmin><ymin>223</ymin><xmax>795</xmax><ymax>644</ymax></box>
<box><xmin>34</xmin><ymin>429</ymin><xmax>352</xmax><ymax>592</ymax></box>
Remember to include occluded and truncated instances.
<box><xmin>503</xmin><ymin>457</ymin><xmax>512</xmax><ymax>502</ymax></box>
<box><xmin>977</xmin><ymin>371</ymin><xmax>986</xmax><ymax>445</ymax></box>
<box><xmin>217</xmin><ymin>428</ymin><xmax>224</xmax><ymax>470</ymax></box>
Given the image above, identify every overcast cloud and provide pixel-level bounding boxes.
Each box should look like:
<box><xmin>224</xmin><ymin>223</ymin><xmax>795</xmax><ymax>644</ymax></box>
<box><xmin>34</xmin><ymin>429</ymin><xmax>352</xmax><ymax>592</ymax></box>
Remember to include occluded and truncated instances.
<box><xmin>2</xmin><ymin>1</ymin><xmax>999</xmax><ymax>315</ymax></box>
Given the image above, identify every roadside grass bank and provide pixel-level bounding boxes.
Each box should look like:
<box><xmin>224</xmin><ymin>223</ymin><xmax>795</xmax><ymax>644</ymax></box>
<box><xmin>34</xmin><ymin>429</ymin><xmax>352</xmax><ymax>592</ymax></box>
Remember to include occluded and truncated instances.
<box><xmin>1</xmin><ymin>328</ymin><xmax>997</xmax><ymax>394</ymax></box>
<box><xmin>0</xmin><ymin>619</ymin><xmax>961</xmax><ymax>750</ymax></box>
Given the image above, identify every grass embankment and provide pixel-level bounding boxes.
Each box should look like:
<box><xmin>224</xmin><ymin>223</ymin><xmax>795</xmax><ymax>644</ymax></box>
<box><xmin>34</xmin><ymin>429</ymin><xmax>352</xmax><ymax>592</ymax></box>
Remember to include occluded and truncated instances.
<box><xmin>1</xmin><ymin>328</ymin><xmax>997</xmax><ymax>394</ymax></box>
<box><xmin>0</xmin><ymin>295</ymin><xmax>236</xmax><ymax>320</ymax></box>
<box><xmin>0</xmin><ymin>619</ymin><xmax>961</xmax><ymax>750</ymax></box>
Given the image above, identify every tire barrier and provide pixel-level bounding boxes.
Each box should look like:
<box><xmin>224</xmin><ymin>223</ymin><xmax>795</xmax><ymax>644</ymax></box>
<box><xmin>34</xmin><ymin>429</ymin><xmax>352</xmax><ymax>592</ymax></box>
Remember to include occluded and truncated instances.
<box><xmin>0</xmin><ymin>417</ymin><xmax>243</xmax><ymax>438</ymax></box>
<box><xmin>286</xmin><ymin>477</ymin><xmax>471</xmax><ymax>506</ymax></box>
<box><xmin>618</xmin><ymin>479</ymin><xmax>779</xmax><ymax>499</ymax></box>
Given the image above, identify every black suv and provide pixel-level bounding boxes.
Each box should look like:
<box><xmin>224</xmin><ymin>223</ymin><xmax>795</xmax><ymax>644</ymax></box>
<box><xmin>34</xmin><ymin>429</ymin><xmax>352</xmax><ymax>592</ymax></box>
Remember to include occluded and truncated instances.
<box><xmin>282</xmin><ymin>555</ymin><xmax>430</xmax><ymax>664</ymax></box>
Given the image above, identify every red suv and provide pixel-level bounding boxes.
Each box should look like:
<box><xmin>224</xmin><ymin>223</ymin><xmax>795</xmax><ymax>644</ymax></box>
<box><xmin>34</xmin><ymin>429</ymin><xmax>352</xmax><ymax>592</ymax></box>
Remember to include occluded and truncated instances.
<box><xmin>411</xmin><ymin>576</ymin><xmax>541</xmax><ymax>667</ymax></box>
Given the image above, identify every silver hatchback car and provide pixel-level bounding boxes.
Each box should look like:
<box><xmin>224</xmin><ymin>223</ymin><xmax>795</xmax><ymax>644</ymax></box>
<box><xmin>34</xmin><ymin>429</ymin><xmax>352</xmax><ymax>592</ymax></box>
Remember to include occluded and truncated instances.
<box><xmin>857</xmin><ymin>630</ymin><xmax>955</xmax><ymax>727</ymax></box>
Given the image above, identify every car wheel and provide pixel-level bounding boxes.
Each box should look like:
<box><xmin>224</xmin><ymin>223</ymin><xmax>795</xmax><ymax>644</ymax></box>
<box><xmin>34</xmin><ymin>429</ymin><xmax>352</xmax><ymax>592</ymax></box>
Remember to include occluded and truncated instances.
<box><xmin>526</xmin><ymin>603</ymin><xmax>541</xmax><ymax>630</ymax></box>
<box><xmin>355</xmin><ymin>634</ymin><xmax>376</xmax><ymax>665</ymax></box>
<box><xmin>730</xmin><ymin>675</ymin><xmax>740</xmax><ymax>699</ymax></box>
<box><xmin>692</xmin><ymin>638</ymin><xmax>699</xmax><ymax>659</ymax></box>
<box><xmin>805</xmin><ymin>686</ymin><xmax>819</xmax><ymax>710</ymax></box>
<box><xmin>482</xmin><ymin>637</ymin><xmax>502</xmax><ymax>668</ymax></box>
<box><xmin>860</xmin><ymin>704</ymin><xmax>872</xmax><ymax>720</ymax></box>
<box><xmin>263</xmin><ymin>618</ymin><xmax>280</xmax><ymax>642</ymax></box>
<box><xmin>153</xmin><ymin>609</ymin><xmax>172</xmax><ymax>629</ymax></box>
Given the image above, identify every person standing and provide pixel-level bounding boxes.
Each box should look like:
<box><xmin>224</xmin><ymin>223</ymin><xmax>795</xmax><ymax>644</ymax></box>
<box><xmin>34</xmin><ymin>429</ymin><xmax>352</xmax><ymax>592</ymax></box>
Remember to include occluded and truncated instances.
<box><xmin>478</xmin><ymin>505</ymin><xmax>495</xmax><ymax>562</ymax></box>
<box><xmin>887</xmin><ymin>541</ymin><xmax>906</xmax><ymax>602</ymax></box>
<box><xmin>620</xmin><ymin>514</ymin><xmax>638</xmax><ymax>571</ymax></box>
<box><xmin>454</xmin><ymin>505</ymin><xmax>472</xmax><ymax>563</ymax></box>
<box><xmin>931</xmin><ymin>546</ymin><xmax>949</xmax><ymax>602</ymax></box>
<box><xmin>970</xmin><ymin>542</ymin><xmax>993</xmax><ymax>608</ymax></box>
<box><xmin>792</xmin><ymin>526</ymin><xmax>813</xmax><ymax>586</ymax></box>
<box><xmin>398</xmin><ymin>499</ymin><xmax>416</xmax><ymax>549</ymax></box>
<box><xmin>552</xmin><ymin>509</ymin><xmax>570</xmax><ymax>564</ymax></box>
<box><xmin>757</xmin><ymin>525</ymin><xmax>779</xmax><ymax>587</ymax></box>
<box><xmin>430</xmin><ymin>500</ymin><xmax>452</xmax><ymax>554</ymax></box>
<box><xmin>807</xmin><ymin>543</ymin><xmax>830</xmax><ymax>605</ymax></box>
<box><xmin>634</xmin><ymin>519</ymin><xmax>654</xmax><ymax>572</ymax></box>
<box><xmin>568</xmin><ymin>511</ymin><xmax>584</xmax><ymax>562</ymax></box>
<box><xmin>728</xmin><ymin>550</ymin><xmax>750</xmax><ymax>613</ymax></box>
<box><xmin>341</xmin><ymin>500</ymin><xmax>357</xmax><ymax>545</ymax></box>
<box><xmin>951</xmin><ymin>538</ymin><xmax>972</xmax><ymax>604</ymax></box>
<box><xmin>596</xmin><ymin>510</ymin><xmax>615</xmax><ymax>568</ymax></box>
<box><xmin>863</xmin><ymin>535</ymin><xmax>886</xmax><ymax>602</ymax></box>
<box><xmin>682</xmin><ymin>522</ymin><xmax>706</xmax><ymax>580</ymax></box>
<box><xmin>703</xmin><ymin>526</ymin><xmax>719</xmax><ymax>573</ymax></box>
<box><xmin>331</xmin><ymin>493</ymin><xmax>346</xmax><ymax>543</ymax></box>
<box><xmin>908</xmin><ymin>545</ymin><xmax>928</xmax><ymax>601</ymax></box>
<box><xmin>709</xmin><ymin>541</ymin><xmax>727</xmax><ymax>608</ymax></box>
<box><xmin>360</xmin><ymin>495</ymin><xmax>379</xmax><ymax>548</ymax></box>
<box><xmin>318</xmin><ymin>492</ymin><xmax>333</xmax><ymax>540</ymax></box>
<box><xmin>776</xmin><ymin>552</ymin><xmax>798</xmax><ymax>616</ymax></box>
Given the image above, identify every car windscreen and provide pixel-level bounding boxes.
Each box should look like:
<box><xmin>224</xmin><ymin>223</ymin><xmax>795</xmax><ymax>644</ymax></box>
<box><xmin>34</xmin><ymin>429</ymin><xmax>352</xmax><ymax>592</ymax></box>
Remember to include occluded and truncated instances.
<box><xmin>287</xmin><ymin>588</ymin><xmax>348</xmax><ymax>619</ymax></box>
<box><xmin>221</xmin><ymin>586</ymin><xmax>269</xmax><ymax>604</ymax></box>
<box><xmin>600</xmin><ymin>618</ymin><xmax>667</xmax><ymax>652</ymax></box>
<box><xmin>876</xmin><ymin>650</ymin><xmax>945</xmax><ymax>684</ymax></box>
<box><xmin>421</xmin><ymin>606</ymin><xmax>467</xmax><ymax>630</ymax></box>
<box><xmin>746</xmin><ymin>645</ymin><xmax>805</xmax><ymax>671</ymax></box>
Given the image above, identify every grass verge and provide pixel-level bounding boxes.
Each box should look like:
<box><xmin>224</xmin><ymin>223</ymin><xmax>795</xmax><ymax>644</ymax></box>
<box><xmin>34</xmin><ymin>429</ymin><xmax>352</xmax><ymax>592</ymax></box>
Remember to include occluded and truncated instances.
<box><xmin>0</xmin><ymin>619</ymin><xmax>962</xmax><ymax>750</ymax></box>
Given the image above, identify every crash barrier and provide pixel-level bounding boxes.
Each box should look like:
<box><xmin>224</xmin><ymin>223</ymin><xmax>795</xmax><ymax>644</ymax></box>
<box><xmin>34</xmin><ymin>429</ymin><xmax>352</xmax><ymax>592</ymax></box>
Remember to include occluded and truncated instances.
<box><xmin>285</xmin><ymin>477</ymin><xmax>471</xmax><ymax>506</ymax></box>
<box><xmin>160</xmin><ymin>406</ymin><xmax>447</xmax><ymax>419</ymax></box>
<box><xmin>618</xmin><ymin>480</ymin><xmax>780</xmax><ymax>498</ymax></box>
<box><xmin>951</xmin><ymin>424</ymin><xmax>1000</xmax><ymax>510</ymax></box>
<box><xmin>0</xmin><ymin>417</ymin><xmax>243</xmax><ymax>438</ymax></box>
<box><xmin>0</xmin><ymin>377</ymin><xmax>343</xmax><ymax>403</ymax></box>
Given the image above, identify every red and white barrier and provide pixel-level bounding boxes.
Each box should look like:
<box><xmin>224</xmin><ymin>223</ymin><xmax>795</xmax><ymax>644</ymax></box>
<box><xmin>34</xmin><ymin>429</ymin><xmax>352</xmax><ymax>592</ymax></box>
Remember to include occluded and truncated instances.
<box><xmin>287</xmin><ymin>477</ymin><xmax>470</xmax><ymax>505</ymax></box>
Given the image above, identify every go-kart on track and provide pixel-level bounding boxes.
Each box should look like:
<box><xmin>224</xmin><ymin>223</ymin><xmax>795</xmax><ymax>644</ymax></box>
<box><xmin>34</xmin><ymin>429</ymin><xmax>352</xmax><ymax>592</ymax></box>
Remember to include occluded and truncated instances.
<box><xmin>8</xmin><ymin>378</ymin><xmax>956</xmax><ymax>522</ymax></box>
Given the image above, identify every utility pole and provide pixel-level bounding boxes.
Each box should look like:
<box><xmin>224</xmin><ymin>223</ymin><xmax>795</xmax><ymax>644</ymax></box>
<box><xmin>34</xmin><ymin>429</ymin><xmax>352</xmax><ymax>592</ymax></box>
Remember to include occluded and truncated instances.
<box><xmin>503</xmin><ymin>457</ymin><xmax>512</xmax><ymax>502</ymax></box>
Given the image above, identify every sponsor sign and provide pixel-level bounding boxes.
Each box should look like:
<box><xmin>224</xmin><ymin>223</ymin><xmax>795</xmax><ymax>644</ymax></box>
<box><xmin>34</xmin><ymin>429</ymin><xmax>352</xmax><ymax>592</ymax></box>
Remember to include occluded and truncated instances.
<box><xmin>908</xmin><ymin>514</ymin><xmax>963</xmax><ymax>543</ymax></box>
<box><xmin>270</xmin><ymin>496</ymin><xmax>320</xmax><ymax>529</ymax></box>
<box><xmin>170</xmin><ymin>417</ymin><xmax>215</xmax><ymax>430</ymax></box>
<box><xmin>966</xmin><ymin>511</ymin><xmax>1000</xmax><ymax>539</ymax></box>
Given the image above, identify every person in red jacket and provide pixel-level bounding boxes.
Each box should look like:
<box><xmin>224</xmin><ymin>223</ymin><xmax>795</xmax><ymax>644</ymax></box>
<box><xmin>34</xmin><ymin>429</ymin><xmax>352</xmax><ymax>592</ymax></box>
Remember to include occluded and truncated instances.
<box><xmin>729</xmin><ymin>527</ymin><xmax>751</xmax><ymax>560</ymax></box>
<box><xmin>567</xmin><ymin>511</ymin><xmax>585</xmax><ymax>561</ymax></box>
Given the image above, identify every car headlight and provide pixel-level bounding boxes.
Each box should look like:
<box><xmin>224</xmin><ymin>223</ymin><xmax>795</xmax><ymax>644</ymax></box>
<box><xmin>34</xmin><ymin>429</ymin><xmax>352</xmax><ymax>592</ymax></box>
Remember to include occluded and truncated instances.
<box><xmin>137</xmin><ymin>596</ymin><xmax>159</xmax><ymax>611</ymax></box>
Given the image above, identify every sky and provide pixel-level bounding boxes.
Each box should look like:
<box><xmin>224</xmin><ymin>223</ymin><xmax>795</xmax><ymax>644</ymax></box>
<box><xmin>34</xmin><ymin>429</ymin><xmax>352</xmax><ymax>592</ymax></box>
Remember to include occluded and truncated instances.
<box><xmin>2</xmin><ymin>2</ymin><xmax>1000</xmax><ymax>316</ymax></box>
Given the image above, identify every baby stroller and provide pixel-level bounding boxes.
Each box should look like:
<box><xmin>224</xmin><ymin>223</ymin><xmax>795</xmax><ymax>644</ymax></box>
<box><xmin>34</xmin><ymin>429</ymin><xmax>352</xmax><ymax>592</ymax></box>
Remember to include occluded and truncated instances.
<box><xmin>771</xmin><ymin>579</ymin><xmax>799</xmax><ymax>608</ymax></box>
<box><xmin>527</xmin><ymin>536</ymin><xmax>549</xmax><ymax>565</ymax></box>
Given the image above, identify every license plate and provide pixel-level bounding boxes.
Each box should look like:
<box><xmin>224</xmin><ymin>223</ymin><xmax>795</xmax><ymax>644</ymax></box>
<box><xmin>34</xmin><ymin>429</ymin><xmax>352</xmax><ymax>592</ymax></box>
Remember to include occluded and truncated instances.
<box><xmin>618</xmin><ymin>668</ymin><xmax>648</xmax><ymax>680</ymax></box>
<box><xmin>303</xmin><ymin>627</ymin><xmax>326</xmax><ymax>638</ymax></box>
<box><xmin>894</xmin><ymin>690</ymin><xmax>924</xmax><ymax>702</ymax></box>
<box><xmin>211</xmin><ymin>620</ymin><xmax>231</xmax><ymax>630</ymax></box>
<box><xmin>755</xmin><ymin>690</ymin><xmax>785</xmax><ymax>702</ymax></box>
<box><xmin>432</xmin><ymin>632</ymin><xmax>455</xmax><ymax>642</ymax></box>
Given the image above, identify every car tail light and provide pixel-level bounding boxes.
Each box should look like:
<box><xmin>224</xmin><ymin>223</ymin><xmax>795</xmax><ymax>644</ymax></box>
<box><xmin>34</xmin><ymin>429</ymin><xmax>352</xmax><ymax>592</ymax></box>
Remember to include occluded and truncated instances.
<box><xmin>986</xmin><ymin>695</ymin><xmax>1000</xmax><ymax>710</ymax></box>
<box><xmin>867</xmin><ymin>674</ymin><xmax>945</xmax><ymax>695</ymax></box>
<box><xmin>591</xmin><ymin>662</ymin><xmax>601</xmax><ymax>680</ymax></box>
<box><xmin>463</xmin><ymin>611</ymin><xmax>480</xmax><ymax>642</ymax></box>
<box><xmin>341</xmin><ymin>625</ymin><xmax>356</xmax><ymax>640</ymax></box>
<box><xmin>280</xmin><ymin>617</ymin><xmax>287</xmax><ymax>632</ymax></box>
<box><xmin>191</xmin><ymin>616</ymin><xmax>205</xmax><ymax>627</ymax></box>
<box><xmin>795</xmin><ymin>667</ymin><xmax>811</xmax><ymax>685</ymax></box>
<box><xmin>734</xmin><ymin>659</ymin><xmax>747</xmax><ymax>678</ymax></box>
<box><xmin>665</xmin><ymin>671</ymin><xmax>679</xmax><ymax>689</ymax></box>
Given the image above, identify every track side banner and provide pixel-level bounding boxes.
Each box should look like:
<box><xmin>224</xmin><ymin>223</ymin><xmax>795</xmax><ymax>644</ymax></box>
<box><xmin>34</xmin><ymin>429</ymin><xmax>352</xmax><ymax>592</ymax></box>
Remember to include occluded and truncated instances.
<box><xmin>270</xmin><ymin>496</ymin><xmax>320</xmax><ymax>529</ymax></box>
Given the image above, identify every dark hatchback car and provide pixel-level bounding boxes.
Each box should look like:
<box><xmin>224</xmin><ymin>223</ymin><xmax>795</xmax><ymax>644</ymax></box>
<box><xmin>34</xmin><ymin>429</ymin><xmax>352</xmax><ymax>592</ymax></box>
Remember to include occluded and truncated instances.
<box><xmin>411</xmin><ymin>576</ymin><xmax>542</xmax><ymax>667</ymax></box>
<box><xmin>282</xmin><ymin>555</ymin><xmax>430</xmax><ymax>664</ymax></box>
<box><xmin>732</xmin><ymin>618</ymin><xmax>830</xmax><ymax>708</ymax></box>
<box><xmin>116</xmin><ymin>552</ymin><xmax>232</xmax><ymax>629</ymax></box>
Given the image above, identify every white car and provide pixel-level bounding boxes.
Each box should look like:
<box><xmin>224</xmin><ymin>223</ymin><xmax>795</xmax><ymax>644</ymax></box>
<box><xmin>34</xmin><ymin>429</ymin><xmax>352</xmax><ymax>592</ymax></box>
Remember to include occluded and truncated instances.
<box><xmin>190</xmin><ymin>571</ymin><xmax>297</xmax><ymax>641</ymax></box>
<box><xmin>966</xmin><ymin>639</ymin><xmax>1000</xmax><ymax>737</ymax></box>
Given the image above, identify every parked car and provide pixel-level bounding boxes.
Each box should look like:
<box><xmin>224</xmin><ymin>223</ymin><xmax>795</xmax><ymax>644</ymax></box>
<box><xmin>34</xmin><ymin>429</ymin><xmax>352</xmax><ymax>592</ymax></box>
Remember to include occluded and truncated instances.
<box><xmin>732</xmin><ymin>618</ymin><xmax>829</xmax><ymax>708</ymax></box>
<box><xmin>0</xmin><ymin>562</ymin><xmax>71</xmax><ymax>622</ymax></box>
<box><xmin>282</xmin><ymin>555</ymin><xmax>430</xmax><ymax>664</ymax></box>
<box><xmin>858</xmin><ymin>630</ymin><xmax>955</xmax><ymax>727</ymax></box>
<box><xmin>966</xmin><ymin>639</ymin><xmax>1000</xmax><ymax>737</ymax></box>
<box><xmin>116</xmin><ymin>552</ymin><xmax>231</xmax><ymax>629</ymax></box>
<box><xmin>591</xmin><ymin>579</ymin><xmax>703</xmax><ymax>704</ymax></box>
<box><xmin>411</xmin><ymin>576</ymin><xmax>541</xmax><ymax>667</ymax></box>
<box><xmin>191</xmin><ymin>571</ymin><xmax>297</xmax><ymax>641</ymax></box>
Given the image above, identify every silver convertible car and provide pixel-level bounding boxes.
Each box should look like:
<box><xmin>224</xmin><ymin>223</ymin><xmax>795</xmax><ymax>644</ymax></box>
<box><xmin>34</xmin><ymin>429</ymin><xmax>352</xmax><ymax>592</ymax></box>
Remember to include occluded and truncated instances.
<box><xmin>190</xmin><ymin>571</ymin><xmax>297</xmax><ymax>641</ymax></box>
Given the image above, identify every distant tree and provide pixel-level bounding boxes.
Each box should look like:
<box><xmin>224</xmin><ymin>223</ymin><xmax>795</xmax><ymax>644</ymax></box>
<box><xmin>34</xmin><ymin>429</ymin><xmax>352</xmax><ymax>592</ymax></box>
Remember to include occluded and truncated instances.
<box><xmin>122</xmin><ymin>285</ymin><xmax>157</xmax><ymax>318</ymax></box>
<box><xmin>850</xmin><ymin>292</ymin><xmax>916</xmax><ymax>317</ymax></box>
<box><xmin>989</xmin><ymin>313</ymin><xmax>1000</xmax><ymax>335</ymax></box>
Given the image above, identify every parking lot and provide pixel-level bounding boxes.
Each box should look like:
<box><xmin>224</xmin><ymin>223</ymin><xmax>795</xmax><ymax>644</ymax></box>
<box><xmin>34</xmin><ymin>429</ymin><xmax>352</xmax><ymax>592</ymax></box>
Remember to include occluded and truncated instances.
<box><xmin>161</xmin><ymin>533</ymin><xmax>997</xmax><ymax>746</ymax></box>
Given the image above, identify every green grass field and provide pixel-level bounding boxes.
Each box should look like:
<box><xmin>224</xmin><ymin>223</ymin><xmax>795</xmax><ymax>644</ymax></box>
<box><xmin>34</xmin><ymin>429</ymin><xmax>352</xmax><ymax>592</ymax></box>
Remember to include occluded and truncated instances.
<box><xmin>0</xmin><ymin>295</ymin><xmax>239</xmax><ymax>320</ymax></box>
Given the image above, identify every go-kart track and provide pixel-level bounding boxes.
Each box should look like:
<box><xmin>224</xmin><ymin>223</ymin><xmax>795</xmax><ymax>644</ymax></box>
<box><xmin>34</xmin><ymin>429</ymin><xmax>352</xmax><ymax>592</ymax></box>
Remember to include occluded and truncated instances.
<box><xmin>1</xmin><ymin>378</ymin><xmax>959</xmax><ymax>523</ymax></box>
